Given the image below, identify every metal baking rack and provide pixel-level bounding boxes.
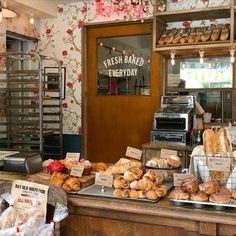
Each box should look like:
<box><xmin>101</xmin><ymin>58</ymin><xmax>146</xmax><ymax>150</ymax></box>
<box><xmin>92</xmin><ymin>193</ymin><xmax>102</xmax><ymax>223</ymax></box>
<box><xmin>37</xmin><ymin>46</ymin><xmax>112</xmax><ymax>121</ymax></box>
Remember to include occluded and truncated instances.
<box><xmin>0</xmin><ymin>52</ymin><xmax>63</xmax><ymax>160</ymax></box>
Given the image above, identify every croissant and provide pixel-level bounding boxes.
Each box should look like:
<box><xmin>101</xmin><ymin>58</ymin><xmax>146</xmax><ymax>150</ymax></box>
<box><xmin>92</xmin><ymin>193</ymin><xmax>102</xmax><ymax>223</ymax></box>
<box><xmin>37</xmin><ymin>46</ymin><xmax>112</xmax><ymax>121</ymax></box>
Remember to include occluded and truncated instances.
<box><xmin>51</xmin><ymin>172</ymin><xmax>69</xmax><ymax>181</ymax></box>
<box><xmin>128</xmin><ymin>167</ymin><xmax>143</xmax><ymax>179</ymax></box>
<box><xmin>50</xmin><ymin>177</ymin><xmax>64</xmax><ymax>187</ymax></box>
<box><xmin>63</xmin><ymin>177</ymin><xmax>80</xmax><ymax>191</ymax></box>
<box><xmin>156</xmin><ymin>185</ymin><xmax>168</xmax><ymax>197</ymax></box>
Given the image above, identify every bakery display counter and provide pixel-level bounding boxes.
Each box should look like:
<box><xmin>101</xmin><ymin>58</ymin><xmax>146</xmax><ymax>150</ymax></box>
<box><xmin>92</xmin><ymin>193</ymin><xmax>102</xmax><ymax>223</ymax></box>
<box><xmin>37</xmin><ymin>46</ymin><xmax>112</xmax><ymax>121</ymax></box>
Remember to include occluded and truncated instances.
<box><xmin>61</xmin><ymin>194</ymin><xmax>236</xmax><ymax>236</ymax></box>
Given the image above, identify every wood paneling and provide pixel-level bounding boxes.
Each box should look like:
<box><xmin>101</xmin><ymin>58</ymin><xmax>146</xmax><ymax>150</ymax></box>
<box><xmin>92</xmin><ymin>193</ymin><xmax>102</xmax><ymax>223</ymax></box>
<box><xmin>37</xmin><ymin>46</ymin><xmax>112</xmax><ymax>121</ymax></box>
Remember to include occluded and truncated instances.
<box><xmin>60</xmin><ymin>196</ymin><xmax>236</xmax><ymax>236</ymax></box>
<box><xmin>83</xmin><ymin>22</ymin><xmax>160</xmax><ymax>163</ymax></box>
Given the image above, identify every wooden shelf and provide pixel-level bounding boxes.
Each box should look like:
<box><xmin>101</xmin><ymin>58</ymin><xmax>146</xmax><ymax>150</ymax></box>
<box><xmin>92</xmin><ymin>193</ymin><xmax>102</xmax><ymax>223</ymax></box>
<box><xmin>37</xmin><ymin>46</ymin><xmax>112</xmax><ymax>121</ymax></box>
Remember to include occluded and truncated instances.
<box><xmin>154</xmin><ymin>42</ymin><xmax>234</xmax><ymax>57</ymax></box>
<box><xmin>155</xmin><ymin>6</ymin><xmax>231</xmax><ymax>22</ymax></box>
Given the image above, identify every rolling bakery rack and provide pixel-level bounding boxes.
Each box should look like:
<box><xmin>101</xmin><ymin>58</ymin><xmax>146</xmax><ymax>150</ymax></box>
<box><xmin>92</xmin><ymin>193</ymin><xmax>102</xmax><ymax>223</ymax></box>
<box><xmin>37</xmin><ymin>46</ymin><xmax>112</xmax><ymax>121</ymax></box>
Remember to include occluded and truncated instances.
<box><xmin>0</xmin><ymin>52</ymin><xmax>63</xmax><ymax>160</ymax></box>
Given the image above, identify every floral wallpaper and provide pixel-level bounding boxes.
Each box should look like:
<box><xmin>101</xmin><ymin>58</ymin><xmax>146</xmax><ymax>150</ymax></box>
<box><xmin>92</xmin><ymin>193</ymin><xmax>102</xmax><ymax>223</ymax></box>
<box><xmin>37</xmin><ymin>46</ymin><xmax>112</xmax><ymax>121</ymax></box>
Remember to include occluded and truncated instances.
<box><xmin>34</xmin><ymin>0</ymin><xmax>231</xmax><ymax>135</ymax></box>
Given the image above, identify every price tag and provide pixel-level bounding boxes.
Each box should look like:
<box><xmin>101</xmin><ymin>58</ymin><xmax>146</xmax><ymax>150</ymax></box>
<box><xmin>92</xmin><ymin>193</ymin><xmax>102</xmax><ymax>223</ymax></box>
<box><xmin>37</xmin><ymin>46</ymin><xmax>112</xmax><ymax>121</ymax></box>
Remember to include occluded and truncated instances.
<box><xmin>95</xmin><ymin>173</ymin><xmax>113</xmax><ymax>187</ymax></box>
<box><xmin>70</xmin><ymin>163</ymin><xmax>84</xmax><ymax>177</ymax></box>
<box><xmin>125</xmin><ymin>146</ymin><xmax>142</xmax><ymax>160</ymax></box>
<box><xmin>160</xmin><ymin>149</ymin><xmax>177</xmax><ymax>159</ymax></box>
<box><xmin>66</xmin><ymin>152</ymin><xmax>80</xmax><ymax>160</ymax></box>
<box><xmin>208</xmin><ymin>158</ymin><xmax>231</xmax><ymax>172</ymax></box>
<box><xmin>174</xmin><ymin>173</ymin><xmax>189</xmax><ymax>187</ymax></box>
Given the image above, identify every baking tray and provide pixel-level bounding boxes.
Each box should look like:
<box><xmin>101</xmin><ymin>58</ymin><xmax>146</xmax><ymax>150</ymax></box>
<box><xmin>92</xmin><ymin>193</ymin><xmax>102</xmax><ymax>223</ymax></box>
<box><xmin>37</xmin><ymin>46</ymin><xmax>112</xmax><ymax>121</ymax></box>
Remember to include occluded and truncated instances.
<box><xmin>75</xmin><ymin>182</ymin><xmax>173</xmax><ymax>203</ymax></box>
<box><xmin>170</xmin><ymin>198</ymin><xmax>236</xmax><ymax>211</ymax></box>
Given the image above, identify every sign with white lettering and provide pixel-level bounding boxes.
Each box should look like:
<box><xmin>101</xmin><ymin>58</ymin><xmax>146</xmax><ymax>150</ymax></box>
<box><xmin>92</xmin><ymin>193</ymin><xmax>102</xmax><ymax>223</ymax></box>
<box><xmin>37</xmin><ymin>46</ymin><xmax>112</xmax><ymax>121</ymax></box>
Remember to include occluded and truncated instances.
<box><xmin>160</xmin><ymin>149</ymin><xmax>178</xmax><ymax>159</ymax></box>
<box><xmin>70</xmin><ymin>163</ymin><xmax>84</xmax><ymax>177</ymax></box>
<box><xmin>125</xmin><ymin>146</ymin><xmax>142</xmax><ymax>160</ymax></box>
<box><xmin>66</xmin><ymin>152</ymin><xmax>80</xmax><ymax>160</ymax></box>
<box><xmin>11</xmin><ymin>180</ymin><xmax>49</xmax><ymax>221</ymax></box>
<box><xmin>95</xmin><ymin>173</ymin><xmax>113</xmax><ymax>187</ymax></box>
<box><xmin>208</xmin><ymin>158</ymin><xmax>231</xmax><ymax>172</ymax></box>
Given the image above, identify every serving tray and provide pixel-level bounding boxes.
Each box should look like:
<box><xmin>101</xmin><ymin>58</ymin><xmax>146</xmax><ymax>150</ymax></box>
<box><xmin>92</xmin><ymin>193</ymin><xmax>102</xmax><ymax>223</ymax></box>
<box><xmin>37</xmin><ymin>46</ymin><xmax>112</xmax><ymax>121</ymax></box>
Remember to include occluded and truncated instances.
<box><xmin>76</xmin><ymin>182</ymin><xmax>173</xmax><ymax>203</ymax></box>
<box><xmin>170</xmin><ymin>198</ymin><xmax>236</xmax><ymax>211</ymax></box>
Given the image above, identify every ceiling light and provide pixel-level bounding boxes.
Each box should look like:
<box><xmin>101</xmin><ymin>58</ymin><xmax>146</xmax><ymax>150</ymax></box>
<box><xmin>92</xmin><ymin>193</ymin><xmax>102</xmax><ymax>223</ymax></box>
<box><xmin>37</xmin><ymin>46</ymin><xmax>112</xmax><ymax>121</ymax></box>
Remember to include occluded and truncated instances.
<box><xmin>170</xmin><ymin>51</ymin><xmax>176</xmax><ymax>66</ymax></box>
<box><xmin>30</xmin><ymin>12</ymin><xmax>34</xmax><ymax>24</ymax></box>
<box><xmin>230</xmin><ymin>48</ymin><xmax>235</xmax><ymax>63</ymax></box>
<box><xmin>199</xmin><ymin>50</ymin><xmax>204</xmax><ymax>64</ymax></box>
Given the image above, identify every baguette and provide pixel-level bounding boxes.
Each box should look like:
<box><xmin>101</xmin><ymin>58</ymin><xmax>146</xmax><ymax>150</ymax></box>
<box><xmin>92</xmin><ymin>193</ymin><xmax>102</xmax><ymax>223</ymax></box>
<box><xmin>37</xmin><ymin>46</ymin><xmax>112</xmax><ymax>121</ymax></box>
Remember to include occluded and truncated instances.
<box><xmin>203</xmin><ymin>129</ymin><xmax>215</xmax><ymax>155</ymax></box>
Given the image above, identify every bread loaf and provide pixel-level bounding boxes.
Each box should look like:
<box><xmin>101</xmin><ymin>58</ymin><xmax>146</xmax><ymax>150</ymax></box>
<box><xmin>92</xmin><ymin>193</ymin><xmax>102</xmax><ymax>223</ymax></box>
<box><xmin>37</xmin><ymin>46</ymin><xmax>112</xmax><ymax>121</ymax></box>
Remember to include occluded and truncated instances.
<box><xmin>203</xmin><ymin>129</ymin><xmax>215</xmax><ymax>155</ymax></box>
<box><xmin>220</xmin><ymin>24</ymin><xmax>230</xmax><ymax>41</ymax></box>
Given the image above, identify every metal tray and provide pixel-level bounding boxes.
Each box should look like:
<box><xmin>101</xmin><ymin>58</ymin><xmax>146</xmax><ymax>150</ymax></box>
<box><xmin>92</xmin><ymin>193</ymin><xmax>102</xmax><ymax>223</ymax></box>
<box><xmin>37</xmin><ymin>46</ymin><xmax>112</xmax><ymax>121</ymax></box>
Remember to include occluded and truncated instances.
<box><xmin>76</xmin><ymin>182</ymin><xmax>173</xmax><ymax>203</ymax></box>
<box><xmin>170</xmin><ymin>198</ymin><xmax>236</xmax><ymax>211</ymax></box>
<box><xmin>145</xmin><ymin>165</ymin><xmax>181</xmax><ymax>170</ymax></box>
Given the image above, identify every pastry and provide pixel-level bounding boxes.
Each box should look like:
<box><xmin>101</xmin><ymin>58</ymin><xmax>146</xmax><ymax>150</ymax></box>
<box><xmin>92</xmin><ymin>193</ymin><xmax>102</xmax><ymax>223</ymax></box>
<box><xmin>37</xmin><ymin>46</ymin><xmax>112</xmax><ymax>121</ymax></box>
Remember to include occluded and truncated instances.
<box><xmin>92</xmin><ymin>162</ymin><xmax>108</xmax><ymax>172</ymax></box>
<box><xmin>188</xmin><ymin>28</ymin><xmax>196</xmax><ymax>43</ymax></box>
<box><xmin>231</xmin><ymin>190</ymin><xmax>236</xmax><ymax>199</ymax></box>
<box><xmin>123</xmin><ymin>171</ymin><xmax>135</xmax><ymax>182</ymax></box>
<box><xmin>121</xmin><ymin>189</ymin><xmax>130</xmax><ymax>198</ymax></box>
<box><xmin>153</xmin><ymin>175</ymin><xmax>163</xmax><ymax>186</ymax></box>
<box><xmin>180</xmin><ymin>175</ymin><xmax>199</xmax><ymax>193</ymax></box>
<box><xmin>146</xmin><ymin>159</ymin><xmax>158</xmax><ymax>168</ymax></box>
<box><xmin>158</xmin><ymin>29</ymin><xmax>171</xmax><ymax>45</ymax></box>
<box><xmin>50</xmin><ymin>177</ymin><xmax>64</xmax><ymax>188</ymax></box>
<box><xmin>195</xmin><ymin>27</ymin><xmax>204</xmax><ymax>43</ymax></box>
<box><xmin>172</xmin><ymin>28</ymin><xmax>185</xmax><ymax>44</ymax></box>
<box><xmin>64</xmin><ymin>159</ymin><xmax>74</xmax><ymax>171</ymax></box>
<box><xmin>218</xmin><ymin>186</ymin><xmax>232</xmax><ymax>197</ymax></box>
<box><xmin>156</xmin><ymin>185</ymin><xmax>168</xmax><ymax>197</ymax></box>
<box><xmin>51</xmin><ymin>172</ymin><xmax>69</xmax><ymax>181</ymax></box>
<box><xmin>165</xmin><ymin>28</ymin><xmax>177</xmax><ymax>44</ymax></box>
<box><xmin>157</xmin><ymin>158</ymin><xmax>169</xmax><ymax>168</ymax></box>
<box><xmin>199</xmin><ymin>180</ymin><xmax>219</xmax><ymax>195</ymax></box>
<box><xmin>201</xmin><ymin>25</ymin><xmax>213</xmax><ymax>42</ymax></box>
<box><xmin>209</xmin><ymin>193</ymin><xmax>230</xmax><ymax>204</ymax></box>
<box><xmin>81</xmin><ymin>160</ymin><xmax>92</xmax><ymax>175</ymax></box>
<box><xmin>220</xmin><ymin>24</ymin><xmax>230</xmax><ymax>41</ymax></box>
<box><xmin>146</xmin><ymin>190</ymin><xmax>158</xmax><ymax>200</ymax></box>
<box><xmin>114</xmin><ymin>176</ymin><xmax>129</xmax><ymax>189</ymax></box>
<box><xmin>169</xmin><ymin>187</ymin><xmax>189</xmax><ymax>200</ymax></box>
<box><xmin>137</xmin><ymin>179</ymin><xmax>147</xmax><ymax>190</ymax></box>
<box><xmin>146</xmin><ymin>180</ymin><xmax>156</xmax><ymax>191</ymax></box>
<box><xmin>128</xmin><ymin>167</ymin><xmax>143</xmax><ymax>179</ymax></box>
<box><xmin>62</xmin><ymin>177</ymin><xmax>80</xmax><ymax>191</ymax></box>
<box><xmin>129</xmin><ymin>189</ymin><xmax>139</xmax><ymax>199</ymax></box>
<box><xmin>179</xmin><ymin>28</ymin><xmax>190</xmax><ymax>44</ymax></box>
<box><xmin>130</xmin><ymin>180</ymin><xmax>139</xmax><ymax>189</ymax></box>
<box><xmin>203</xmin><ymin>129</ymin><xmax>215</xmax><ymax>155</ymax></box>
<box><xmin>144</xmin><ymin>169</ymin><xmax>159</xmax><ymax>180</ymax></box>
<box><xmin>138</xmin><ymin>190</ymin><xmax>146</xmax><ymax>199</ymax></box>
<box><xmin>167</xmin><ymin>155</ymin><xmax>181</xmax><ymax>168</ymax></box>
<box><xmin>211</xmin><ymin>25</ymin><xmax>221</xmax><ymax>41</ymax></box>
<box><xmin>113</xmin><ymin>189</ymin><xmax>123</xmax><ymax>197</ymax></box>
<box><xmin>190</xmin><ymin>191</ymin><xmax>208</xmax><ymax>202</ymax></box>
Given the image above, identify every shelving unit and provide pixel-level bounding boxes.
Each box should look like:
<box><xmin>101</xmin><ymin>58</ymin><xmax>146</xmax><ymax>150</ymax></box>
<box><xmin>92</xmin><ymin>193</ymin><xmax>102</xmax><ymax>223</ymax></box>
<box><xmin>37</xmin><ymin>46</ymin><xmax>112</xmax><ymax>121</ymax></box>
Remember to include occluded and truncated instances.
<box><xmin>0</xmin><ymin>52</ymin><xmax>63</xmax><ymax>160</ymax></box>
<box><xmin>153</xmin><ymin>0</ymin><xmax>235</xmax><ymax>56</ymax></box>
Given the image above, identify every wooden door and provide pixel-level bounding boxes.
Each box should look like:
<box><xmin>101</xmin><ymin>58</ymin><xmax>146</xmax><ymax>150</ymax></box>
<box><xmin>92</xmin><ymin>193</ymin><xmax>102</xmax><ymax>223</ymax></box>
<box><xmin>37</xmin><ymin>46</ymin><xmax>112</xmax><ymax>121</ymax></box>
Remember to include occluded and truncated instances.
<box><xmin>83</xmin><ymin>22</ymin><xmax>160</xmax><ymax>163</ymax></box>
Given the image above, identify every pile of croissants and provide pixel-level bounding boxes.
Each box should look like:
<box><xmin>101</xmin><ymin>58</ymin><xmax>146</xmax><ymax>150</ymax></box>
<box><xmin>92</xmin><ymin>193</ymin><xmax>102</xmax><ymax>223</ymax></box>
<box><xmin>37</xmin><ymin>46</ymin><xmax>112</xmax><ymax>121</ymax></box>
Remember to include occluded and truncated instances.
<box><xmin>50</xmin><ymin>172</ymin><xmax>80</xmax><ymax>192</ymax></box>
<box><xmin>158</xmin><ymin>24</ymin><xmax>230</xmax><ymax>46</ymax></box>
<box><xmin>113</xmin><ymin>166</ymin><xmax>168</xmax><ymax>201</ymax></box>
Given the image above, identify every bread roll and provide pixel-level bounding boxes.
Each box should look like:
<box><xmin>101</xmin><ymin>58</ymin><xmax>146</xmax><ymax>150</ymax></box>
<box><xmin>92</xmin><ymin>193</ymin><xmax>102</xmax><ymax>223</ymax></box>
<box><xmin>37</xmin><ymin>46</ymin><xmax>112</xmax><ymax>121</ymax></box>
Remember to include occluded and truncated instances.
<box><xmin>130</xmin><ymin>180</ymin><xmax>139</xmax><ymax>190</ymax></box>
<box><xmin>180</xmin><ymin>175</ymin><xmax>199</xmax><ymax>193</ymax></box>
<box><xmin>167</xmin><ymin>155</ymin><xmax>181</xmax><ymax>168</ymax></box>
<box><xmin>169</xmin><ymin>187</ymin><xmax>189</xmax><ymax>200</ymax></box>
<box><xmin>146</xmin><ymin>190</ymin><xmax>158</xmax><ymax>200</ymax></box>
<box><xmin>123</xmin><ymin>171</ymin><xmax>135</xmax><ymax>182</ymax></box>
<box><xmin>113</xmin><ymin>189</ymin><xmax>123</xmax><ymax>197</ymax></box>
<box><xmin>209</xmin><ymin>193</ymin><xmax>230</xmax><ymax>204</ymax></box>
<box><xmin>129</xmin><ymin>189</ymin><xmax>139</xmax><ymax>199</ymax></box>
<box><xmin>199</xmin><ymin>180</ymin><xmax>219</xmax><ymax>195</ymax></box>
<box><xmin>179</xmin><ymin>28</ymin><xmax>190</xmax><ymax>44</ymax></box>
<box><xmin>211</xmin><ymin>25</ymin><xmax>221</xmax><ymax>41</ymax></box>
<box><xmin>188</xmin><ymin>28</ymin><xmax>196</xmax><ymax>43</ymax></box>
<box><xmin>231</xmin><ymin>190</ymin><xmax>236</xmax><ymax>199</ymax></box>
<box><xmin>138</xmin><ymin>190</ymin><xmax>146</xmax><ymax>199</ymax></box>
<box><xmin>220</xmin><ymin>24</ymin><xmax>230</xmax><ymax>41</ymax></box>
<box><xmin>190</xmin><ymin>191</ymin><xmax>208</xmax><ymax>202</ymax></box>
<box><xmin>156</xmin><ymin>185</ymin><xmax>168</xmax><ymax>197</ymax></box>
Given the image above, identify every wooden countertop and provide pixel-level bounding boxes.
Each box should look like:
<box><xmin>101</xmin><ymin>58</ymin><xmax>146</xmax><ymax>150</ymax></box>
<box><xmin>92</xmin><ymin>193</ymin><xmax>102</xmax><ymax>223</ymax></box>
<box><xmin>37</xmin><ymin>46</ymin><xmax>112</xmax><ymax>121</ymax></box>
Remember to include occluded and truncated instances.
<box><xmin>67</xmin><ymin>194</ymin><xmax>236</xmax><ymax>226</ymax></box>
